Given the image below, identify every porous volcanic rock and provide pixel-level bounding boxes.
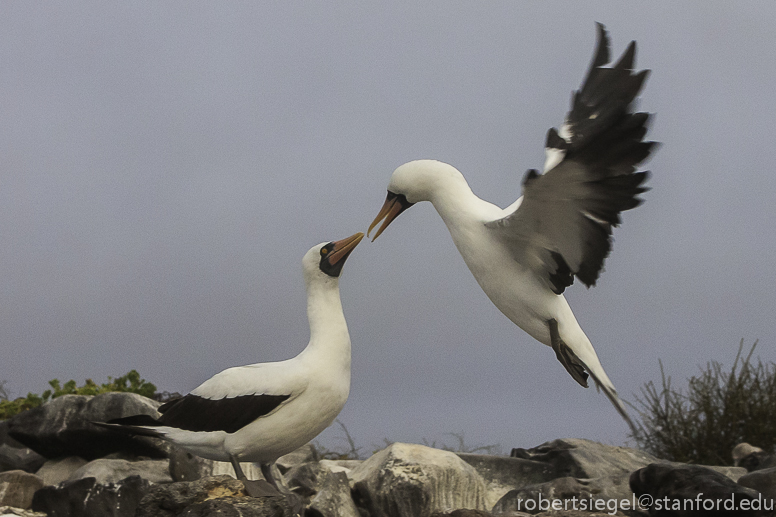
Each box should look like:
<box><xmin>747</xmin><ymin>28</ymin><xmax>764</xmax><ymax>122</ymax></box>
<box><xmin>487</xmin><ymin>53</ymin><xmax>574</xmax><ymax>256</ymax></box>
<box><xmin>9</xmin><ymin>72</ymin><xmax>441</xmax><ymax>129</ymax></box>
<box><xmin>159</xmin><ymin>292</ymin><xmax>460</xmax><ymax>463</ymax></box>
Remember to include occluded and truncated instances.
<box><xmin>7</xmin><ymin>393</ymin><xmax>169</xmax><ymax>460</ymax></box>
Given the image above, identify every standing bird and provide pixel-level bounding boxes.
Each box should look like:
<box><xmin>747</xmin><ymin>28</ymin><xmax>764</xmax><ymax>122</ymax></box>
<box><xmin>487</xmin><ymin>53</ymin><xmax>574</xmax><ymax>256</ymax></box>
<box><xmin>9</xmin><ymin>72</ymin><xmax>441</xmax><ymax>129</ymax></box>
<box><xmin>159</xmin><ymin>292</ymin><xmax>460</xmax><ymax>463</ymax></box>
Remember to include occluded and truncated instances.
<box><xmin>368</xmin><ymin>24</ymin><xmax>656</xmax><ymax>433</ymax></box>
<box><xmin>96</xmin><ymin>232</ymin><xmax>363</xmax><ymax>504</ymax></box>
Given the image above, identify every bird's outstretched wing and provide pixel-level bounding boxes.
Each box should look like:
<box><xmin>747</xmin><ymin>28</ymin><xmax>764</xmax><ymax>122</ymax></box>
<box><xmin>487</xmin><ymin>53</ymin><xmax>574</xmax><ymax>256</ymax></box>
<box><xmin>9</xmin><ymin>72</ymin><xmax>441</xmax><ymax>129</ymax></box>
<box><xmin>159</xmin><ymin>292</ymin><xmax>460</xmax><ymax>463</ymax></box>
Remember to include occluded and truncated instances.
<box><xmin>487</xmin><ymin>23</ymin><xmax>657</xmax><ymax>294</ymax></box>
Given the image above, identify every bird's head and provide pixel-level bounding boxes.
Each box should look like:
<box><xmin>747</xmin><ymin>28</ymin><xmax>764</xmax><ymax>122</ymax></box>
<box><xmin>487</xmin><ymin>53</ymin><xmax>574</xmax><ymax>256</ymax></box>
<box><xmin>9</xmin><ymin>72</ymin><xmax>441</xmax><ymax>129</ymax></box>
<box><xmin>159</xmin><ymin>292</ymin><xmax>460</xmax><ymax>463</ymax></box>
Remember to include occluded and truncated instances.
<box><xmin>368</xmin><ymin>160</ymin><xmax>461</xmax><ymax>241</ymax></box>
<box><xmin>304</xmin><ymin>232</ymin><xmax>364</xmax><ymax>282</ymax></box>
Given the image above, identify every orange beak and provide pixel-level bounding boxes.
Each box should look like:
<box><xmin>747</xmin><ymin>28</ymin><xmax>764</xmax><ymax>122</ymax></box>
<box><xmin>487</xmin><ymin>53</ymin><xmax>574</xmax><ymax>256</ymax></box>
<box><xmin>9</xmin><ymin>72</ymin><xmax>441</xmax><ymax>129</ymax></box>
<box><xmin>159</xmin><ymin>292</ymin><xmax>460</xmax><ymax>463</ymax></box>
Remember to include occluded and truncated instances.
<box><xmin>367</xmin><ymin>191</ymin><xmax>415</xmax><ymax>241</ymax></box>
<box><xmin>327</xmin><ymin>232</ymin><xmax>364</xmax><ymax>266</ymax></box>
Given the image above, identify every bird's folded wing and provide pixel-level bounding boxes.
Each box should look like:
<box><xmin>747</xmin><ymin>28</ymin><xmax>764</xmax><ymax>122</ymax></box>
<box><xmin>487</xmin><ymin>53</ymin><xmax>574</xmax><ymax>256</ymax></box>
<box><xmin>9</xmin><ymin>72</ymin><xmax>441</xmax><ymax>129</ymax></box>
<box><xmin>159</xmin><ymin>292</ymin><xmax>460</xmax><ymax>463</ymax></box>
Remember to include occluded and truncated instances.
<box><xmin>155</xmin><ymin>392</ymin><xmax>291</xmax><ymax>433</ymax></box>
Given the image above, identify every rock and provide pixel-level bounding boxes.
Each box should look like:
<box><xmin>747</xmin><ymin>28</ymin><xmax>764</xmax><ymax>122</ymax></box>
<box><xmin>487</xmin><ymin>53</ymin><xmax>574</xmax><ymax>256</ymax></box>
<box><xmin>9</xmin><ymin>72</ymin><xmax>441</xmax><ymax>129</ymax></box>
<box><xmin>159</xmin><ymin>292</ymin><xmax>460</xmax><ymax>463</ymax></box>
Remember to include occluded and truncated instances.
<box><xmin>704</xmin><ymin>465</ymin><xmax>747</xmax><ymax>483</ymax></box>
<box><xmin>733</xmin><ymin>443</ymin><xmax>776</xmax><ymax>473</ymax></box>
<box><xmin>35</xmin><ymin>456</ymin><xmax>88</xmax><ymax>486</ymax></box>
<box><xmin>283</xmin><ymin>462</ymin><xmax>328</xmax><ymax>499</ymax></box>
<box><xmin>168</xmin><ymin>447</ymin><xmax>213</xmax><ymax>482</ymax></box>
<box><xmin>136</xmin><ymin>475</ymin><xmax>292</xmax><ymax>517</ymax></box>
<box><xmin>67</xmin><ymin>458</ymin><xmax>172</xmax><ymax>484</ymax></box>
<box><xmin>181</xmin><ymin>497</ymin><xmax>294</xmax><ymax>517</ymax></box>
<box><xmin>6</xmin><ymin>393</ymin><xmax>169</xmax><ymax>460</ymax></box>
<box><xmin>0</xmin><ymin>471</ymin><xmax>44</xmax><ymax>510</ymax></box>
<box><xmin>493</xmin><ymin>474</ymin><xmax>636</xmax><ymax>515</ymax></box>
<box><xmin>510</xmin><ymin>438</ymin><xmax>659</xmax><ymax>479</ymax></box>
<box><xmin>350</xmin><ymin>443</ymin><xmax>489</xmax><ymax>517</ymax></box>
<box><xmin>169</xmin><ymin>443</ymin><xmax>317</xmax><ymax>484</ymax></box>
<box><xmin>0</xmin><ymin>446</ymin><xmax>45</xmax><ymax>475</ymax></box>
<box><xmin>31</xmin><ymin>475</ymin><xmax>150</xmax><ymax>517</ymax></box>
<box><xmin>318</xmin><ymin>459</ymin><xmax>362</xmax><ymax>475</ymax></box>
<box><xmin>738</xmin><ymin>466</ymin><xmax>776</xmax><ymax>501</ymax></box>
<box><xmin>276</xmin><ymin>444</ymin><xmax>319</xmax><ymax>473</ymax></box>
<box><xmin>430</xmin><ymin>510</ymin><xmax>495</xmax><ymax>517</ymax></box>
<box><xmin>308</xmin><ymin>471</ymin><xmax>360</xmax><ymax>517</ymax></box>
<box><xmin>0</xmin><ymin>423</ymin><xmax>45</xmax><ymax>474</ymax></box>
<box><xmin>630</xmin><ymin>463</ymin><xmax>770</xmax><ymax>516</ymax></box>
<box><xmin>0</xmin><ymin>506</ymin><xmax>47</xmax><ymax>517</ymax></box>
<box><xmin>457</xmin><ymin>452</ymin><xmax>557</xmax><ymax>504</ymax></box>
<box><xmin>168</xmin><ymin>447</ymin><xmax>264</xmax><ymax>483</ymax></box>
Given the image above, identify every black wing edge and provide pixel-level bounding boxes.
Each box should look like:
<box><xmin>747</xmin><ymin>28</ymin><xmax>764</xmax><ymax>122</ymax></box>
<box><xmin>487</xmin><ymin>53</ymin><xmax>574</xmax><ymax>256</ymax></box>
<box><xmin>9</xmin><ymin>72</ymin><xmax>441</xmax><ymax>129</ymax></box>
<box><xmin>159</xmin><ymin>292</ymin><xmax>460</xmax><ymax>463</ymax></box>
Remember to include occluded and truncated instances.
<box><xmin>156</xmin><ymin>393</ymin><xmax>291</xmax><ymax>434</ymax></box>
<box><xmin>92</xmin><ymin>414</ymin><xmax>165</xmax><ymax>438</ymax></box>
<box><xmin>95</xmin><ymin>393</ymin><xmax>292</xmax><ymax>436</ymax></box>
<box><xmin>545</xmin><ymin>22</ymin><xmax>656</xmax><ymax>161</ymax></box>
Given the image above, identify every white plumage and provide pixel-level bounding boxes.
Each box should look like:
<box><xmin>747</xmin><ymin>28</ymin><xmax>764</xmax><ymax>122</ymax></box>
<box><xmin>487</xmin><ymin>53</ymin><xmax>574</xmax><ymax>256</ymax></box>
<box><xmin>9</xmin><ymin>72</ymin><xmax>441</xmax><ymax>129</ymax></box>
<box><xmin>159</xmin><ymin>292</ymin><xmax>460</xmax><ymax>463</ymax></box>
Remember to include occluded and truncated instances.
<box><xmin>98</xmin><ymin>232</ymin><xmax>363</xmax><ymax>501</ymax></box>
<box><xmin>368</xmin><ymin>24</ymin><xmax>656</xmax><ymax>433</ymax></box>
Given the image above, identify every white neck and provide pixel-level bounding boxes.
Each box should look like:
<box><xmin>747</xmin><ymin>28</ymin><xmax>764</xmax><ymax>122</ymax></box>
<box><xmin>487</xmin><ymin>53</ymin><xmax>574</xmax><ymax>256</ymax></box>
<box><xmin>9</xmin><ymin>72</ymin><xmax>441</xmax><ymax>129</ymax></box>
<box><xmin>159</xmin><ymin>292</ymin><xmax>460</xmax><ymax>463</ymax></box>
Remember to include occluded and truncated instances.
<box><xmin>300</xmin><ymin>276</ymin><xmax>351</xmax><ymax>367</ymax></box>
<box><xmin>426</xmin><ymin>171</ymin><xmax>502</xmax><ymax>227</ymax></box>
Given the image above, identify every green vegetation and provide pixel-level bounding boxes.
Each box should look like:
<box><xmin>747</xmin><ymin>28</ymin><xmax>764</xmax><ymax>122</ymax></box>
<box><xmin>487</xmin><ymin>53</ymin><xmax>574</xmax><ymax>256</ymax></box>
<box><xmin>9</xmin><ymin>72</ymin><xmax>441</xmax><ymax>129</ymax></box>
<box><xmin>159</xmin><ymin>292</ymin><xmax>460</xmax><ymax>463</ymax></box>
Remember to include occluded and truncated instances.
<box><xmin>0</xmin><ymin>370</ymin><xmax>156</xmax><ymax>420</ymax></box>
<box><xmin>631</xmin><ymin>340</ymin><xmax>776</xmax><ymax>466</ymax></box>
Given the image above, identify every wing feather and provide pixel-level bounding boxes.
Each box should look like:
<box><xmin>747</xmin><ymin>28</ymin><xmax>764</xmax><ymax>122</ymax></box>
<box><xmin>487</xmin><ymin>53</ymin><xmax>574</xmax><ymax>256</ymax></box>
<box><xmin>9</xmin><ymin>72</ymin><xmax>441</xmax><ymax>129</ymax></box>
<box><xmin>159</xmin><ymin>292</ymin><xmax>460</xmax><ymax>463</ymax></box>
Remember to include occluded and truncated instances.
<box><xmin>492</xmin><ymin>23</ymin><xmax>657</xmax><ymax>294</ymax></box>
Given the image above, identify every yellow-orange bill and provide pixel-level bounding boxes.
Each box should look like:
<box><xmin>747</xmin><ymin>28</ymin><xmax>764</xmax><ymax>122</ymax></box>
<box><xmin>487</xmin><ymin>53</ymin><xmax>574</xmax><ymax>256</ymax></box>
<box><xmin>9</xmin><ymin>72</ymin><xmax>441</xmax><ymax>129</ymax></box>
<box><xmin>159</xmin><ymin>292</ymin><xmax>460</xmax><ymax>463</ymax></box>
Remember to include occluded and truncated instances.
<box><xmin>368</xmin><ymin>195</ymin><xmax>399</xmax><ymax>241</ymax></box>
<box><xmin>328</xmin><ymin>232</ymin><xmax>364</xmax><ymax>265</ymax></box>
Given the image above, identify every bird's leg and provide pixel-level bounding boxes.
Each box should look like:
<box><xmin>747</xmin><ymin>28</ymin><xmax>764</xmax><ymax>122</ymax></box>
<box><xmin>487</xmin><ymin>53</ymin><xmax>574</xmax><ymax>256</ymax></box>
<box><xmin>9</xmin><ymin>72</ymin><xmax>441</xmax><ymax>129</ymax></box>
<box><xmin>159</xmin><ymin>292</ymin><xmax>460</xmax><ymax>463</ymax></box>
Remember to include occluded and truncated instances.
<box><xmin>229</xmin><ymin>455</ymin><xmax>278</xmax><ymax>498</ymax></box>
<box><xmin>260</xmin><ymin>462</ymin><xmax>305</xmax><ymax>517</ymax></box>
<box><xmin>548</xmin><ymin>318</ymin><xmax>590</xmax><ymax>388</ymax></box>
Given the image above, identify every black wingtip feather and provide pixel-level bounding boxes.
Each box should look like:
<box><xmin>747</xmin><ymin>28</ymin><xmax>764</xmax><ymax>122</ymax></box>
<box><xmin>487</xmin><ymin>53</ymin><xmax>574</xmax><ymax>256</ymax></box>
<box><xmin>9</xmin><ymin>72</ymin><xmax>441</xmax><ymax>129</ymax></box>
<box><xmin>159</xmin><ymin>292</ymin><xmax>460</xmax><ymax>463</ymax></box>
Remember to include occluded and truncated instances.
<box><xmin>614</xmin><ymin>41</ymin><xmax>636</xmax><ymax>70</ymax></box>
<box><xmin>592</xmin><ymin>23</ymin><xmax>610</xmax><ymax>69</ymax></box>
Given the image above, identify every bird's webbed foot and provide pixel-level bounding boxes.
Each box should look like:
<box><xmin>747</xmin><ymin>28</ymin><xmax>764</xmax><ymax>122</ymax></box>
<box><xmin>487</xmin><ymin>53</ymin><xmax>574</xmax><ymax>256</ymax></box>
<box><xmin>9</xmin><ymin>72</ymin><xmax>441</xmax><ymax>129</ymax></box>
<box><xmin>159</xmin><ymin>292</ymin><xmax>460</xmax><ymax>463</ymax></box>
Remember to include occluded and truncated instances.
<box><xmin>241</xmin><ymin>478</ymin><xmax>281</xmax><ymax>498</ymax></box>
<box><xmin>548</xmin><ymin>318</ymin><xmax>589</xmax><ymax>388</ymax></box>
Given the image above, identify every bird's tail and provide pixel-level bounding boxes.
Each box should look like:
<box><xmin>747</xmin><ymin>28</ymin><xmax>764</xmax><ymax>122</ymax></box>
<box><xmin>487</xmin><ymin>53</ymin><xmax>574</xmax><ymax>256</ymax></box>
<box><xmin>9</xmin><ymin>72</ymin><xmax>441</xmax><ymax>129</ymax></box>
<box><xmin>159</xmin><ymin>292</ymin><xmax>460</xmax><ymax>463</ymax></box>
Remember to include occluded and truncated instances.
<box><xmin>552</xmin><ymin>319</ymin><xmax>638</xmax><ymax>437</ymax></box>
<box><xmin>585</xmin><ymin>367</ymin><xmax>638</xmax><ymax>438</ymax></box>
<box><xmin>91</xmin><ymin>414</ymin><xmax>165</xmax><ymax>438</ymax></box>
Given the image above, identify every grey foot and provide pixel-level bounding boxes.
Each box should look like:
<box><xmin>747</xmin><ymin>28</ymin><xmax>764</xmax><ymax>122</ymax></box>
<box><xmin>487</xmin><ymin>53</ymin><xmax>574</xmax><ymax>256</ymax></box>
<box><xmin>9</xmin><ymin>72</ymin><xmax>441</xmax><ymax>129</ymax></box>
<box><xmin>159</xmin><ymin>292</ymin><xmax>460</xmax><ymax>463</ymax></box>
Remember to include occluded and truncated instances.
<box><xmin>241</xmin><ymin>478</ymin><xmax>280</xmax><ymax>498</ymax></box>
<box><xmin>548</xmin><ymin>318</ymin><xmax>589</xmax><ymax>388</ymax></box>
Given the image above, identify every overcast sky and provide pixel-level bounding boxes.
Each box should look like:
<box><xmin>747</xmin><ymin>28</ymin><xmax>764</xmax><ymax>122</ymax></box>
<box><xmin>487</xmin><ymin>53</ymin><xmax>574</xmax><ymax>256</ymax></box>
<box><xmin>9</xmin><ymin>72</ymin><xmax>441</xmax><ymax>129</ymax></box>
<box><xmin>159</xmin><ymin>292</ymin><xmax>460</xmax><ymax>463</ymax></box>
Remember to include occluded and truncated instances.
<box><xmin>2</xmin><ymin>3</ymin><xmax>775</xmax><ymax>455</ymax></box>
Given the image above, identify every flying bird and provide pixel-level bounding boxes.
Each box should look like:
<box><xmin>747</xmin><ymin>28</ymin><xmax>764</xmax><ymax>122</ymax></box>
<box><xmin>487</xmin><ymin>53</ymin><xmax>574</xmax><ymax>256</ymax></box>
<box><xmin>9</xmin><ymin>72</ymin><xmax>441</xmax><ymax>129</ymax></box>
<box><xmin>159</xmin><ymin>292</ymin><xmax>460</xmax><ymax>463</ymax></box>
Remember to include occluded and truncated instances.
<box><xmin>368</xmin><ymin>24</ymin><xmax>656</xmax><ymax>433</ymax></box>
<box><xmin>96</xmin><ymin>233</ymin><xmax>363</xmax><ymax>506</ymax></box>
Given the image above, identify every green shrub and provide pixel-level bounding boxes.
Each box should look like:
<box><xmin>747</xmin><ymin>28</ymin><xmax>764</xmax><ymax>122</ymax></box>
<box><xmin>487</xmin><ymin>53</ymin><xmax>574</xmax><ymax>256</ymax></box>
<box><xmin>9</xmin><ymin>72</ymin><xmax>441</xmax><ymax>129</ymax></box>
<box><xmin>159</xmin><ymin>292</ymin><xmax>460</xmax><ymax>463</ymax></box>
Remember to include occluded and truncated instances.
<box><xmin>631</xmin><ymin>340</ymin><xmax>776</xmax><ymax>465</ymax></box>
<box><xmin>0</xmin><ymin>370</ymin><xmax>156</xmax><ymax>420</ymax></box>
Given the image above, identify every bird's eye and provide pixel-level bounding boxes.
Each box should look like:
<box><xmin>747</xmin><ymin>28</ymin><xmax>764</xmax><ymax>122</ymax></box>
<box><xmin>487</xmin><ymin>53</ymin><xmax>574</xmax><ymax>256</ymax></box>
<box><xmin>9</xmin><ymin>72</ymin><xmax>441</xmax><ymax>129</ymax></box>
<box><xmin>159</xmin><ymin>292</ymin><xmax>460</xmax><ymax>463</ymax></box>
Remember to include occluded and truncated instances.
<box><xmin>320</xmin><ymin>248</ymin><xmax>329</xmax><ymax>256</ymax></box>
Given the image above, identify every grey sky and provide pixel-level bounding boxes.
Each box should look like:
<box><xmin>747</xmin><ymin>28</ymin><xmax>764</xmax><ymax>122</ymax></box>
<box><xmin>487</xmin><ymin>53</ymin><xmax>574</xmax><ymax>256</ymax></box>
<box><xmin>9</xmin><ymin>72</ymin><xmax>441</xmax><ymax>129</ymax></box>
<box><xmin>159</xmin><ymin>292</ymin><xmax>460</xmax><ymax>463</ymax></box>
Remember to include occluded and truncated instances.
<box><xmin>1</xmin><ymin>3</ymin><xmax>775</xmax><ymax>453</ymax></box>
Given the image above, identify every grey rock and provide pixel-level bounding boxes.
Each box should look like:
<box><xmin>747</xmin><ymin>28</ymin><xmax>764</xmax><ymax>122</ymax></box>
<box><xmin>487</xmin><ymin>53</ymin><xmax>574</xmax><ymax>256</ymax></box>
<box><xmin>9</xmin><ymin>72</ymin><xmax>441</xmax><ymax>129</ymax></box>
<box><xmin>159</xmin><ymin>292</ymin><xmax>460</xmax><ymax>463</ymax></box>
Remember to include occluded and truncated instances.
<box><xmin>284</xmin><ymin>462</ymin><xmax>328</xmax><ymax>499</ymax></box>
<box><xmin>7</xmin><ymin>393</ymin><xmax>169</xmax><ymax>460</ymax></box>
<box><xmin>493</xmin><ymin>474</ymin><xmax>636</xmax><ymax>515</ymax></box>
<box><xmin>168</xmin><ymin>448</ymin><xmax>264</xmax><ymax>483</ymax></box>
<box><xmin>704</xmin><ymin>465</ymin><xmax>747</xmax><ymax>483</ymax></box>
<box><xmin>181</xmin><ymin>496</ymin><xmax>293</xmax><ymax>517</ymax></box>
<box><xmin>318</xmin><ymin>459</ymin><xmax>362</xmax><ymax>475</ymax></box>
<box><xmin>68</xmin><ymin>458</ymin><xmax>172</xmax><ymax>484</ymax></box>
<box><xmin>0</xmin><ymin>423</ymin><xmax>45</xmax><ymax>474</ymax></box>
<box><xmin>733</xmin><ymin>443</ymin><xmax>776</xmax><ymax>473</ymax></box>
<box><xmin>0</xmin><ymin>506</ymin><xmax>47</xmax><ymax>517</ymax></box>
<box><xmin>457</xmin><ymin>453</ymin><xmax>557</xmax><ymax>504</ymax></box>
<box><xmin>0</xmin><ymin>445</ymin><xmax>45</xmax><ymax>475</ymax></box>
<box><xmin>169</xmin><ymin>447</ymin><xmax>212</xmax><ymax>482</ymax></box>
<box><xmin>35</xmin><ymin>456</ymin><xmax>89</xmax><ymax>486</ymax></box>
<box><xmin>136</xmin><ymin>475</ymin><xmax>291</xmax><ymax>517</ymax></box>
<box><xmin>350</xmin><ymin>443</ymin><xmax>490</xmax><ymax>517</ymax></box>
<box><xmin>0</xmin><ymin>421</ymin><xmax>24</xmax><ymax>449</ymax></box>
<box><xmin>738</xmin><ymin>466</ymin><xmax>776</xmax><ymax>501</ymax></box>
<box><xmin>31</xmin><ymin>475</ymin><xmax>150</xmax><ymax>517</ymax></box>
<box><xmin>308</xmin><ymin>470</ymin><xmax>359</xmax><ymax>517</ymax></box>
<box><xmin>276</xmin><ymin>444</ymin><xmax>319</xmax><ymax>474</ymax></box>
<box><xmin>430</xmin><ymin>510</ymin><xmax>496</xmax><ymax>517</ymax></box>
<box><xmin>630</xmin><ymin>463</ymin><xmax>770</xmax><ymax>516</ymax></box>
<box><xmin>510</xmin><ymin>438</ymin><xmax>659</xmax><ymax>480</ymax></box>
<box><xmin>0</xmin><ymin>470</ymin><xmax>44</xmax><ymax>510</ymax></box>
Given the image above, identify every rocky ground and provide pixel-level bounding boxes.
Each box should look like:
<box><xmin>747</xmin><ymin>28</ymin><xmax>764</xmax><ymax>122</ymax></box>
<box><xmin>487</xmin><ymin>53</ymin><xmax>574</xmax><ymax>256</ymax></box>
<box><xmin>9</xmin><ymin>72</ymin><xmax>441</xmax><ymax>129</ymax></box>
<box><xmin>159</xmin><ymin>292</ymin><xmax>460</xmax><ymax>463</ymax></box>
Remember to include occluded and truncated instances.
<box><xmin>0</xmin><ymin>392</ymin><xmax>774</xmax><ymax>516</ymax></box>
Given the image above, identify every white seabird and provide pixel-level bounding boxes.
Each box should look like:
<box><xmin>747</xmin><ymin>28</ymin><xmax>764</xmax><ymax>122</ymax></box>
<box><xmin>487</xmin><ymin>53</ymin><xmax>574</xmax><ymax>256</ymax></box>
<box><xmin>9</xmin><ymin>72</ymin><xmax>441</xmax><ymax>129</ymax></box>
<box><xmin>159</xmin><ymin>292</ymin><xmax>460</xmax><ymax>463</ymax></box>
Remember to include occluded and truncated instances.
<box><xmin>97</xmin><ymin>232</ymin><xmax>363</xmax><ymax>503</ymax></box>
<box><xmin>368</xmin><ymin>24</ymin><xmax>656</xmax><ymax>433</ymax></box>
